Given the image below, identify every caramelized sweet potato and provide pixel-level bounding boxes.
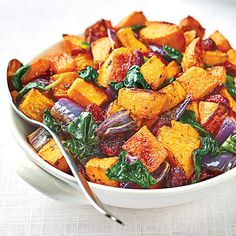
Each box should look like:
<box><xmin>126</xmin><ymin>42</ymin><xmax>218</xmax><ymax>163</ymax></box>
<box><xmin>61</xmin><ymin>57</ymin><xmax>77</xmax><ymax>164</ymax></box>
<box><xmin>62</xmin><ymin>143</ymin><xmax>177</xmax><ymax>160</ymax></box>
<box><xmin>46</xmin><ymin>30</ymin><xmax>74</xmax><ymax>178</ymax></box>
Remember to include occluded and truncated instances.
<box><xmin>181</xmin><ymin>37</ymin><xmax>204</xmax><ymax>71</ymax></box>
<box><xmin>179</xmin><ymin>16</ymin><xmax>205</xmax><ymax>38</ymax></box>
<box><xmin>117</xmin><ymin>88</ymin><xmax>167</xmax><ymax>119</ymax></box>
<box><xmin>19</xmin><ymin>89</ymin><xmax>54</xmax><ymax>121</ymax></box>
<box><xmin>62</xmin><ymin>34</ymin><xmax>89</xmax><ymax>56</ymax></box>
<box><xmin>219</xmin><ymin>87</ymin><xmax>236</xmax><ymax>113</ymax></box>
<box><xmin>91</xmin><ymin>37</ymin><xmax>112</xmax><ymax>63</ymax></box>
<box><xmin>38</xmin><ymin>139</ymin><xmax>70</xmax><ymax>173</ymax></box>
<box><xmin>22</xmin><ymin>58</ymin><xmax>51</xmax><ymax>84</ymax></box>
<box><xmin>227</xmin><ymin>49</ymin><xmax>236</xmax><ymax>66</ymax></box>
<box><xmin>117</xmin><ymin>28</ymin><xmax>149</xmax><ymax>53</ymax></box>
<box><xmin>140</xmin><ymin>56</ymin><xmax>167</xmax><ymax>90</ymax></box>
<box><xmin>159</xmin><ymin>81</ymin><xmax>187</xmax><ymax>112</ymax></box>
<box><xmin>184</xmin><ymin>30</ymin><xmax>197</xmax><ymax>45</ymax></box>
<box><xmin>74</xmin><ymin>53</ymin><xmax>98</xmax><ymax>71</ymax></box>
<box><xmin>166</xmin><ymin>61</ymin><xmax>181</xmax><ymax>79</ymax></box>
<box><xmin>157</xmin><ymin>120</ymin><xmax>200</xmax><ymax>178</ymax></box>
<box><xmin>105</xmin><ymin>99</ymin><xmax>125</xmax><ymax>117</ymax></box>
<box><xmin>199</xmin><ymin>101</ymin><xmax>228</xmax><ymax>135</ymax></box>
<box><xmin>84</xmin><ymin>19</ymin><xmax>112</xmax><ymax>43</ymax></box>
<box><xmin>210</xmin><ymin>30</ymin><xmax>231</xmax><ymax>52</ymax></box>
<box><xmin>50</xmin><ymin>72</ymin><xmax>78</xmax><ymax>99</ymax></box>
<box><xmin>97</xmin><ymin>47</ymin><xmax>139</xmax><ymax>87</ymax></box>
<box><xmin>123</xmin><ymin>126</ymin><xmax>168</xmax><ymax>172</ymax></box>
<box><xmin>203</xmin><ymin>50</ymin><xmax>227</xmax><ymax>66</ymax></box>
<box><xmin>85</xmin><ymin>157</ymin><xmax>119</xmax><ymax>187</ymax></box>
<box><xmin>68</xmin><ymin>78</ymin><xmax>108</xmax><ymax>107</ymax></box>
<box><xmin>115</xmin><ymin>11</ymin><xmax>147</xmax><ymax>29</ymax></box>
<box><xmin>139</xmin><ymin>22</ymin><xmax>186</xmax><ymax>51</ymax></box>
<box><xmin>48</xmin><ymin>53</ymin><xmax>76</xmax><ymax>74</ymax></box>
<box><xmin>206</xmin><ymin>66</ymin><xmax>226</xmax><ymax>83</ymax></box>
<box><xmin>177</xmin><ymin>66</ymin><xmax>222</xmax><ymax>100</ymax></box>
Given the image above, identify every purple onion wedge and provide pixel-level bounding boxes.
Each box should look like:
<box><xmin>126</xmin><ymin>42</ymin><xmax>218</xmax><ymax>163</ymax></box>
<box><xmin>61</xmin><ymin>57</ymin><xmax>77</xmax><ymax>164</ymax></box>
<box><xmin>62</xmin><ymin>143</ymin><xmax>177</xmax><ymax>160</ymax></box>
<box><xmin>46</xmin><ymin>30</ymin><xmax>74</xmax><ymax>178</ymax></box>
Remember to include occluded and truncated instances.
<box><xmin>51</xmin><ymin>98</ymin><xmax>84</xmax><ymax>124</ymax></box>
<box><xmin>202</xmin><ymin>153</ymin><xmax>236</xmax><ymax>173</ymax></box>
<box><xmin>27</xmin><ymin>128</ymin><xmax>50</xmax><ymax>151</ymax></box>
<box><xmin>215</xmin><ymin>118</ymin><xmax>236</xmax><ymax>145</ymax></box>
<box><xmin>151</xmin><ymin>161</ymin><xmax>170</xmax><ymax>182</ymax></box>
<box><xmin>96</xmin><ymin>111</ymin><xmax>137</xmax><ymax>137</ymax></box>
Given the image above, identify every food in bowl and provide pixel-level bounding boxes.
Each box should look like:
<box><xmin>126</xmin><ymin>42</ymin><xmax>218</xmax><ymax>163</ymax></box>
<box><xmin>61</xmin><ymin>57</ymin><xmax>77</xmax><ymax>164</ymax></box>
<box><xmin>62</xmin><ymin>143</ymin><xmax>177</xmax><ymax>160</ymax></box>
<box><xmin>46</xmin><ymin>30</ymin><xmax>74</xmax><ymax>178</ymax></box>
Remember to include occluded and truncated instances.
<box><xmin>7</xmin><ymin>12</ymin><xmax>236</xmax><ymax>189</ymax></box>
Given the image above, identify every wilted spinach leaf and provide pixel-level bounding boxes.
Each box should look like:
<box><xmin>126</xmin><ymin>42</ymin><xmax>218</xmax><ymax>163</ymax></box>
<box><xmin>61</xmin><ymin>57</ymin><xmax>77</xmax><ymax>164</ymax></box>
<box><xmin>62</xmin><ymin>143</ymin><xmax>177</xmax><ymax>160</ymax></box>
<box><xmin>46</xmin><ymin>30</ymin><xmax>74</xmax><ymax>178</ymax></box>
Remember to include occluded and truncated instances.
<box><xmin>130</xmin><ymin>25</ymin><xmax>145</xmax><ymax>33</ymax></box>
<box><xmin>163</xmin><ymin>45</ymin><xmax>183</xmax><ymax>64</ymax></box>
<box><xmin>12</xmin><ymin>64</ymin><xmax>30</xmax><ymax>91</ymax></box>
<box><xmin>220</xmin><ymin>133</ymin><xmax>236</xmax><ymax>154</ymax></box>
<box><xmin>109</xmin><ymin>65</ymin><xmax>150</xmax><ymax>90</ymax></box>
<box><xmin>106</xmin><ymin>151</ymin><xmax>157</xmax><ymax>188</ymax></box>
<box><xmin>43</xmin><ymin>110</ymin><xmax>62</xmax><ymax>137</ymax></box>
<box><xmin>224</xmin><ymin>74</ymin><xmax>236</xmax><ymax>100</ymax></box>
<box><xmin>63</xmin><ymin>112</ymin><xmax>99</xmax><ymax>159</ymax></box>
<box><xmin>79</xmin><ymin>66</ymin><xmax>98</xmax><ymax>84</ymax></box>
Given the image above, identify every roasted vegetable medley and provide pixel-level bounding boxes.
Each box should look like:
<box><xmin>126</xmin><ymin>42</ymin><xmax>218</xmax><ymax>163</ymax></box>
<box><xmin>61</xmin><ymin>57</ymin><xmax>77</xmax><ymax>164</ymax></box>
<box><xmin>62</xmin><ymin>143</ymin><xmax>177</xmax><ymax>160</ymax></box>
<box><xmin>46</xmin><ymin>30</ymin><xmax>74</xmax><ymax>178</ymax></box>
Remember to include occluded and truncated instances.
<box><xmin>8</xmin><ymin>12</ymin><xmax>236</xmax><ymax>189</ymax></box>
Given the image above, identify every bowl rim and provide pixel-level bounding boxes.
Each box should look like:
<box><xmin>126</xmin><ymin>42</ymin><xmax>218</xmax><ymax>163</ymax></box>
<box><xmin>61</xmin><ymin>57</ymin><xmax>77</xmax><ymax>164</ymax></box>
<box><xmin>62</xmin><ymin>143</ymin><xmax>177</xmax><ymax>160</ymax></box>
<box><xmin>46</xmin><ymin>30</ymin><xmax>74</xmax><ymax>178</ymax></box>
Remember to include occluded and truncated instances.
<box><xmin>7</xmin><ymin>40</ymin><xmax>236</xmax><ymax>196</ymax></box>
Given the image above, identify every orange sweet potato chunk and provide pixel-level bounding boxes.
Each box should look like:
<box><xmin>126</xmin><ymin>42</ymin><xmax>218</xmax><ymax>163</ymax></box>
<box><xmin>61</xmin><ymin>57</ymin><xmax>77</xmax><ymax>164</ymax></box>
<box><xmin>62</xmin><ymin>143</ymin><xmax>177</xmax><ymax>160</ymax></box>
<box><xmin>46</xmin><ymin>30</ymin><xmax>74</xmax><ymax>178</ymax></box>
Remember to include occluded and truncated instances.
<box><xmin>219</xmin><ymin>87</ymin><xmax>236</xmax><ymax>114</ymax></box>
<box><xmin>85</xmin><ymin>157</ymin><xmax>119</xmax><ymax>187</ymax></box>
<box><xmin>38</xmin><ymin>139</ymin><xmax>70</xmax><ymax>173</ymax></box>
<box><xmin>227</xmin><ymin>49</ymin><xmax>236</xmax><ymax>66</ymax></box>
<box><xmin>123</xmin><ymin>126</ymin><xmax>168</xmax><ymax>173</ymax></box>
<box><xmin>180</xmin><ymin>16</ymin><xmax>205</xmax><ymax>38</ymax></box>
<box><xmin>115</xmin><ymin>11</ymin><xmax>147</xmax><ymax>29</ymax></box>
<box><xmin>74</xmin><ymin>53</ymin><xmax>98</xmax><ymax>71</ymax></box>
<box><xmin>203</xmin><ymin>50</ymin><xmax>227</xmax><ymax>66</ymax></box>
<box><xmin>210</xmin><ymin>30</ymin><xmax>231</xmax><ymax>52</ymax></box>
<box><xmin>68</xmin><ymin>78</ymin><xmax>108</xmax><ymax>107</ymax></box>
<box><xmin>139</xmin><ymin>22</ymin><xmax>186</xmax><ymax>51</ymax></box>
<box><xmin>181</xmin><ymin>37</ymin><xmax>204</xmax><ymax>71</ymax></box>
<box><xmin>166</xmin><ymin>60</ymin><xmax>181</xmax><ymax>79</ymax></box>
<box><xmin>50</xmin><ymin>72</ymin><xmax>78</xmax><ymax>99</ymax></box>
<box><xmin>184</xmin><ymin>30</ymin><xmax>197</xmax><ymax>45</ymax></box>
<box><xmin>19</xmin><ymin>89</ymin><xmax>54</xmax><ymax>122</ymax></box>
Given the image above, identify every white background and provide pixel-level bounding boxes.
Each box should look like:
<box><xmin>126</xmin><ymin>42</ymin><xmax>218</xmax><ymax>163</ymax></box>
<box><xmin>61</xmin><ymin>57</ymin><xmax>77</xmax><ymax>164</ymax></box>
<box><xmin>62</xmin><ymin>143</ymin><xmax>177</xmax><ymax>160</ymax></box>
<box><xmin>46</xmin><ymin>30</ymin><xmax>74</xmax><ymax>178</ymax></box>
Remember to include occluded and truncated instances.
<box><xmin>1</xmin><ymin>0</ymin><xmax>236</xmax><ymax>235</ymax></box>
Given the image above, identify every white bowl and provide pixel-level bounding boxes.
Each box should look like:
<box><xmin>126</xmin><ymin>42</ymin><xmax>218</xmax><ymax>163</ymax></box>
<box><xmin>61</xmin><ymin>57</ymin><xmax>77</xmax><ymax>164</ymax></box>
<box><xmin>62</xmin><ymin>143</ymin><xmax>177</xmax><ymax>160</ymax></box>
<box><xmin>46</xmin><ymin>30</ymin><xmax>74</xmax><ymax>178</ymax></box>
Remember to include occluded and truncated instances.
<box><xmin>8</xmin><ymin>42</ymin><xmax>236</xmax><ymax>209</ymax></box>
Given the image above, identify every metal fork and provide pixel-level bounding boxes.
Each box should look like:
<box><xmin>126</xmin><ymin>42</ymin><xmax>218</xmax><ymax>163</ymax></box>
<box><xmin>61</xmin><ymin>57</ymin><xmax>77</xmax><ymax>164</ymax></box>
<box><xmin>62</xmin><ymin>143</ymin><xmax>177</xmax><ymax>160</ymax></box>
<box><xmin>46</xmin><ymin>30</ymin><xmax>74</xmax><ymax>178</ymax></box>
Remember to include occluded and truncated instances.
<box><xmin>8</xmin><ymin>93</ymin><xmax>124</xmax><ymax>225</ymax></box>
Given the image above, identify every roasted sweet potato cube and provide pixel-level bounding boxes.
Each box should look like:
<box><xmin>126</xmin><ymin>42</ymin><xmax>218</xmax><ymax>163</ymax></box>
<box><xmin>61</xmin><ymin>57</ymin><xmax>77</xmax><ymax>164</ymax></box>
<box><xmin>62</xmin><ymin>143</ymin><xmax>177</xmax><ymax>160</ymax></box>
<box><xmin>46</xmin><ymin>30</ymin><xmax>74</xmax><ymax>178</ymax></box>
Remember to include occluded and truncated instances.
<box><xmin>38</xmin><ymin>139</ymin><xmax>70</xmax><ymax>173</ymax></box>
<box><xmin>206</xmin><ymin>66</ymin><xmax>226</xmax><ymax>83</ymax></box>
<box><xmin>50</xmin><ymin>72</ymin><xmax>78</xmax><ymax>99</ymax></box>
<box><xmin>123</xmin><ymin>126</ymin><xmax>168</xmax><ymax>172</ymax></box>
<box><xmin>159</xmin><ymin>81</ymin><xmax>187</xmax><ymax>112</ymax></box>
<box><xmin>22</xmin><ymin>58</ymin><xmax>51</xmax><ymax>84</ymax></box>
<box><xmin>62</xmin><ymin>34</ymin><xmax>89</xmax><ymax>56</ymax></box>
<box><xmin>48</xmin><ymin>53</ymin><xmax>76</xmax><ymax>74</ymax></box>
<box><xmin>157</xmin><ymin>120</ymin><xmax>200</xmax><ymax>178</ymax></box>
<box><xmin>179</xmin><ymin>16</ymin><xmax>205</xmax><ymax>38</ymax></box>
<box><xmin>85</xmin><ymin>157</ymin><xmax>119</xmax><ymax>187</ymax></box>
<box><xmin>184</xmin><ymin>30</ymin><xmax>197</xmax><ymax>45</ymax></box>
<box><xmin>105</xmin><ymin>99</ymin><xmax>125</xmax><ymax>117</ymax></box>
<box><xmin>91</xmin><ymin>37</ymin><xmax>112</xmax><ymax>63</ymax></box>
<box><xmin>181</xmin><ymin>37</ymin><xmax>204</xmax><ymax>71</ymax></box>
<box><xmin>141</xmin><ymin>116</ymin><xmax>159</xmax><ymax>130</ymax></box>
<box><xmin>117</xmin><ymin>88</ymin><xmax>167</xmax><ymax>119</ymax></box>
<box><xmin>84</xmin><ymin>19</ymin><xmax>112</xmax><ymax>43</ymax></box>
<box><xmin>187</xmin><ymin>101</ymin><xmax>200</xmax><ymax>122</ymax></box>
<box><xmin>140</xmin><ymin>56</ymin><xmax>166</xmax><ymax>90</ymax></box>
<box><xmin>219</xmin><ymin>87</ymin><xmax>236</xmax><ymax>113</ymax></box>
<box><xmin>139</xmin><ymin>22</ymin><xmax>186</xmax><ymax>51</ymax></box>
<box><xmin>210</xmin><ymin>30</ymin><xmax>231</xmax><ymax>52</ymax></box>
<box><xmin>227</xmin><ymin>49</ymin><xmax>236</xmax><ymax>66</ymax></box>
<box><xmin>68</xmin><ymin>78</ymin><xmax>108</xmax><ymax>107</ymax></box>
<box><xmin>19</xmin><ymin>89</ymin><xmax>54</xmax><ymax>122</ymax></box>
<box><xmin>177</xmin><ymin>66</ymin><xmax>222</xmax><ymax>100</ymax></box>
<box><xmin>117</xmin><ymin>28</ymin><xmax>149</xmax><ymax>53</ymax></box>
<box><xmin>115</xmin><ymin>11</ymin><xmax>147</xmax><ymax>29</ymax></box>
<box><xmin>166</xmin><ymin>61</ymin><xmax>181</xmax><ymax>79</ymax></box>
<box><xmin>97</xmin><ymin>47</ymin><xmax>139</xmax><ymax>87</ymax></box>
<box><xmin>74</xmin><ymin>53</ymin><xmax>98</xmax><ymax>71</ymax></box>
<box><xmin>203</xmin><ymin>50</ymin><xmax>227</xmax><ymax>66</ymax></box>
<box><xmin>199</xmin><ymin>101</ymin><xmax>228</xmax><ymax>135</ymax></box>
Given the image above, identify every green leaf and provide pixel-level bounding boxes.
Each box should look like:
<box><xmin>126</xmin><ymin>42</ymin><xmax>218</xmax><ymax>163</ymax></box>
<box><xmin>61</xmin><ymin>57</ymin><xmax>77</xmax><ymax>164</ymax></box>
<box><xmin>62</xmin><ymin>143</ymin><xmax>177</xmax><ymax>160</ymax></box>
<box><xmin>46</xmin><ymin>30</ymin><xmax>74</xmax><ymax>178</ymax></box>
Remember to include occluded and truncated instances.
<box><xmin>130</xmin><ymin>25</ymin><xmax>145</xmax><ymax>33</ymax></box>
<box><xmin>109</xmin><ymin>65</ymin><xmax>150</xmax><ymax>91</ymax></box>
<box><xmin>43</xmin><ymin>110</ymin><xmax>62</xmax><ymax>137</ymax></box>
<box><xmin>106</xmin><ymin>151</ymin><xmax>157</xmax><ymax>188</ymax></box>
<box><xmin>157</xmin><ymin>77</ymin><xmax>175</xmax><ymax>90</ymax></box>
<box><xmin>78</xmin><ymin>66</ymin><xmax>98</xmax><ymax>84</ymax></box>
<box><xmin>63</xmin><ymin>112</ymin><xmax>99</xmax><ymax>159</ymax></box>
<box><xmin>143</xmin><ymin>56</ymin><xmax>149</xmax><ymax>63</ymax></box>
<box><xmin>12</xmin><ymin>64</ymin><xmax>30</xmax><ymax>91</ymax></box>
<box><xmin>163</xmin><ymin>45</ymin><xmax>183</xmax><ymax>64</ymax></box>
<box><xmin>220</xmin><ymin>133</ymin><xmax>236</xmax><ymax>153</ymax></box>
<box><xmin>224</xmin><ymin>74</ymin><xmax>236</xmax><ymax>100</ymax></box>
<box><xmin>80</xmin><ymin>41</ymin><xmax>91</xmax><ymax>49</ymax></box>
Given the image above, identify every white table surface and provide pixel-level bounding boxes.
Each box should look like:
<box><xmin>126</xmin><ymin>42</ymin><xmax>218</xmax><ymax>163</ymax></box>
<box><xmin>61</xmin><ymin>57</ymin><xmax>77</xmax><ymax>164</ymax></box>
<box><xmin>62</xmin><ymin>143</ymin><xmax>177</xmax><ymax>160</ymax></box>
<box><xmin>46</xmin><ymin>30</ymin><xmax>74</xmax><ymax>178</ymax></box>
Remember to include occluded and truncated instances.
<box><xmin>1</xmin><ymin>0</ymin><xmax>236</xmax><ymax>235</ymax></box>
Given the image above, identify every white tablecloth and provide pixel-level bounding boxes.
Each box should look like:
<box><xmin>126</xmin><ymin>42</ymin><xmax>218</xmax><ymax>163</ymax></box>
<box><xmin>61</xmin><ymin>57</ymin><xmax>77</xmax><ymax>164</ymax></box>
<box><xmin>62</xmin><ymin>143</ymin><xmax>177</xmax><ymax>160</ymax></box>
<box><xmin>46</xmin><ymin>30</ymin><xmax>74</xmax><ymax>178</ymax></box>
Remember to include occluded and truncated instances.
<box><xmin>1</xmin><ymin>0</ymin><xmax>236</xmax><ymax>235</ymax></box>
